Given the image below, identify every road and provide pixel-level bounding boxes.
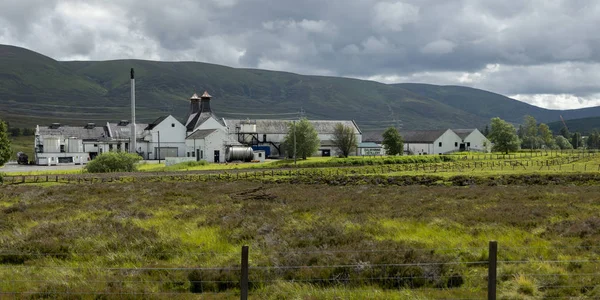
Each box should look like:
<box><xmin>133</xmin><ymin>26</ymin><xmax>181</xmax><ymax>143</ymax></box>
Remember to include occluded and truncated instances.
<box><xmin>0</xmin><ymin>162</ymin><xmax>85</xmax><ymax>173</ymax></box>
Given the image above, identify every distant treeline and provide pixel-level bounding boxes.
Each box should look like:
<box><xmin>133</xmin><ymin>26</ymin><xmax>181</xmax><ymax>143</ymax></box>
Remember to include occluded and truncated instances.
<box><xmin>6</xmin><ymin>122</ymin><xmax>34</xmax><ymax>137</ymax></box>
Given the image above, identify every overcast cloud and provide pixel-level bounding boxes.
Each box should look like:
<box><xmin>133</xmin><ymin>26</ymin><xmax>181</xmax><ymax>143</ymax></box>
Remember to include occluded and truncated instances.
<box><xmin>1</xmin><ymin>0</ymin><xmax>599</xmax><ymax>109</ymax></box>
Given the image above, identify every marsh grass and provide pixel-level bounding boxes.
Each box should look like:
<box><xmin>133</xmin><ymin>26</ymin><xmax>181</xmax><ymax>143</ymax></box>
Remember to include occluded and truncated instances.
<box><xmin>2</xmin><ymin>182</ymin><xmax>600</xmax><ymax>297</ymax></box>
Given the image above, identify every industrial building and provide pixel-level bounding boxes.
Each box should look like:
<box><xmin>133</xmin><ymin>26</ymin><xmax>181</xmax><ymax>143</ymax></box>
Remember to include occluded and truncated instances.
<box><xmin>34</xmin><ymin>91</ymin><xmax>363</xmax><ymax>165</ymax></box>
<box><xmin>362</xmin><ymin>128</ymin><xmax>491</xmax><ymax>155</ymax></box>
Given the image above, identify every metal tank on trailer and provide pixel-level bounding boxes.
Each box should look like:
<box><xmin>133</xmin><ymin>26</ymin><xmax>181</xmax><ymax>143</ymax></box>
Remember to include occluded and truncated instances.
<box><xmin>225</xmin><ymin>146</ymin><xmax>254</xmax><ymax>162</ymax></box>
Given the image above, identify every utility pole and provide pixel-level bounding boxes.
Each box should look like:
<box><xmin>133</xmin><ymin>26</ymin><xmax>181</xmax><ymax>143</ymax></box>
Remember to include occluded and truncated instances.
<box><xmin>293</xmin><ymin>120</ymin><xmax>296</xmax><ymax>165</ymax></box>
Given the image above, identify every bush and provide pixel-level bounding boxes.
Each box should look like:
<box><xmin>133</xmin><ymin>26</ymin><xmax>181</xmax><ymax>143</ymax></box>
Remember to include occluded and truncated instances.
<box><xmin>85</xmin><ymin>151</ymin><xmax>142</xmax><ymax>173</ymax></box>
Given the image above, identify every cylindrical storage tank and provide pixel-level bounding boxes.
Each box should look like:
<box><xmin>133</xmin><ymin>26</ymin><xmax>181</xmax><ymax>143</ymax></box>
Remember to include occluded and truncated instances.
<box><xmin>225</xmin><ymin>146</ymin><xmax>254</xmax><ymax>162</ymax></box>
<box><xmin>67</xmin><ymin>138</ymin><xmax>83</xmax><ymax>153</ymax></box>
<box><xmin>44</xmin><ymin>137</ymin><xmax>60</xmax><ymax>153</ymax></box>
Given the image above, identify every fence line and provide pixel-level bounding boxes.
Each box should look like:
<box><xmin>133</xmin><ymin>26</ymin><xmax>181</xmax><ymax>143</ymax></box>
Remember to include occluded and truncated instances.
<box><xmin>3</xmin><ymin>242</ymin><xmax>600</xmax><ymax>299</ymax></box>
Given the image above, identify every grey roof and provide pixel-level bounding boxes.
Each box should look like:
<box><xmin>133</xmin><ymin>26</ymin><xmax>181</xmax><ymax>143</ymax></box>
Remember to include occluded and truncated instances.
<box><xmin>358</xmin><ymin>142</ymin><xmax>380</xmax><ymax>148</ymax></box>
<box><xmin>452</xmin><ymin>129</ymin><xmax>476</xmax><ymax>140</ymax></box>
<box><xmin>362</xmin><ymin>129</ymin><xmax>448</xmax><ymax>143</ymax></box>
<box><xmin>145</xmin><ymin>116</ymin><xmax>169</xmax><ymax>130</ymax></box>
<box><xmin>401</xmin><ymin>130</ymin><xmax>448</xmax><ymax>143</ymax></box>
<box><xmin>107</xmin><ymin>122</ymin><xmax>149</xmax><ymax>140</ymax></box>
<box><xmin>186</xmin><ymin>129</ymin><xmax>217</xmax><ymax>140</ymax></box>
<box><xmin>224</xmin><ymin>119</ymin><xmax>361</xmax><ymax>134</ymax></box>
<box><xmin>37</xmin><ymin>125</ymin><xmax>108</xmax><ymax>141</ymax></box>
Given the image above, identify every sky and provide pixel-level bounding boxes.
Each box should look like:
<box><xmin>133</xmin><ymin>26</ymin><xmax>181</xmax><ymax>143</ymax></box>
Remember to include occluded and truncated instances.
<box><xmin>1</xmin><ymin>0</ymin><xmax>599</xmax><ymax>110</ymax></box>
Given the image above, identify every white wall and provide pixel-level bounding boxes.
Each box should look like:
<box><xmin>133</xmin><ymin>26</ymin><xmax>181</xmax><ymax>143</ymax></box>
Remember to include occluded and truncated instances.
<box><xmin>433</xmin><ymin>129</ymin><xmax>463</xmax><ymax>154</ymax></box>
<box><xmin>186</xmin><ymin>129</ymin><xmax>231</xmax><ymax>163</ymax></box>
<box><xmin>148</xmin><ymin>115</ymin><xmax>187</xmax><ymax>159</ymax></box>
<box><xmin>463</xmin><ymin>129</ymin><xmax>491</xmax><ymax>152</ymax></box>
<box><xmin>405</xmin><ymin>143</ymin><xmax>434</xmax><ymax>155</ymax></box>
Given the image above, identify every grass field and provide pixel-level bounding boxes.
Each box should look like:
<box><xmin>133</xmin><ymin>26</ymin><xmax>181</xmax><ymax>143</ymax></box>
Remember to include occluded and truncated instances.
<box><xmin>2</xmin><ymin>179</ymin><xmax>600</xmax><ymax>298</ymax></box>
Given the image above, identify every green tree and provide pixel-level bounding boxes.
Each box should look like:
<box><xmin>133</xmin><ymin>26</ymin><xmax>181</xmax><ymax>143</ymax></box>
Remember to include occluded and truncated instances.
<box><xmin>559</xmin><ymin>127</ymin><xmax>571</xmax><ymax>139</ymax></box>
<box><xmin>489</xmin><ymin>117</ymin><xmax>520</xmax><ymax>154</ymax></box>
<box><xmin>282</xmin><ymin>118</ymin><xmax>320</xmax><ymax>160</ymax></box>
<box><xmin>9</xmin><ymin>127</ymin><xmax>21</xmax><ymax>137</ymax></box>
<box><xmin>522</xmin><ymin>115</ymin><xmax>539</xmax><ymax>150</ymax></box>
<box><xmin>483</xmin><ymin>125</ymin><xmax>490</xmax><ymax>137</ymax></box>
<box><xmin>538</xmin><ymin>123</ymin><xmax>556</xmax><ymax>149</ymax></box>
<box><xmin>555</xmin><ymin>135</ymin><xmax>573</xmax><ymax>150</ymax></box>
<box><xmin>22</xmin><ymin>128</ymin><xmax>35</xmax><ymax>136</ymax></box>
<box><xmin>587</xmin><ymin>130</ymin><xmax>600</xmax><ymax>149</ymax></box>
<box><xmin>331</xmin><ymin>123</ymin><xmax>357</xmax><ymax>157</ymax></box>
<box><xmin>0</xmin><ymin>120</ymin><xmax>12</xmax><ymax>167</ymax></box>
<box><xmin>85</xmin><ymin>152</ymin><xmax>142</xmax><ymax>173</ymax></box>
<box><xmin>382</xmin><ymin>127</ymin><xmax>404</xmax><ymax>155</ymax></box>
<box><xmin>571</xmin><ymin>132</ymin><xmax>583</xmax><ymax>149</ymax></box>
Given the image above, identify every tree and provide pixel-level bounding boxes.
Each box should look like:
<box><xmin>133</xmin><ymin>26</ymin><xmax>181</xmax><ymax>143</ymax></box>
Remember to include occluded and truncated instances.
<box><xmin>22</xmin><ymin>128</ymin><xmax>35</xmax><ymax>136</ymax></box>
<box><xmin>522</xmin><ymin>115</ymin><xmax>539</xmax><ymax>150</ymax></box>
<box><xmin>0</xmin><ymin>120</ymin><xmax>12</xmax><ymax>167</ymax></box>
<box><xmin>555</xmin><ymin>135</ymin><xmax>573</xmax><ymax>150</ymax></box>
<box><xmin>382</xmin><ymin>127</ymin><xmax>404</xmax><ymax>155</ymax></box>
<box><xmin>331</xmin><ymin>123</ymin><xmax>357</xmax><ymax>157</ymax></box>
<box><xmin>559</xmin><ymin>127</ymin><xmax>571</xmax><ymax>139</ymax></box>
<box><xmin>9</xmin><ymin>127</ymin><xmax>21</xmax><ymax>137</ymax></box>
<box><xmin>488</xmin><ymin>117</ymin><xmax>520</xmax><ymax>154</ymax></box>
<box><xmin>282</xmin><ymin>118</ymin><xmax>320</xmax><ymax>160</ymax></box>
<box><xmin>538</xmin><ymin>123</ymin><xmax>556</xmax><ymax>149</ymax></box>
<box><xmin>571</xmin><ymin>132</ymin><xmax>583</xmax><ymax>149</ymax></box>
<box><xmin>483</xmin><ymin>125</ymin><xmax>490</xmax><ymax>137</ymax></box>
<box><xmin>587</xmin><ymin>130</ymin><xmax>600</xmax><ymax>149</ymax></box>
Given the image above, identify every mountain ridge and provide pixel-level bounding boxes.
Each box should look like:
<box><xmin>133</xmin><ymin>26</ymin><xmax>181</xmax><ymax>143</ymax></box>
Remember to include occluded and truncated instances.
<box><xmin>1</xmin><ymin>44</ymin><xmax>599</xmax><ymax>131</ymax></box>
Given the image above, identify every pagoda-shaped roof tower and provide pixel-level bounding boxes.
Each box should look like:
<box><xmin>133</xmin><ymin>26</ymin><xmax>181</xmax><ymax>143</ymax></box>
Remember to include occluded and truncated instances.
<box><xmin>185</xmin><ymin>91</ymin><xmax>225</xmax><ymax>132</ymax></box>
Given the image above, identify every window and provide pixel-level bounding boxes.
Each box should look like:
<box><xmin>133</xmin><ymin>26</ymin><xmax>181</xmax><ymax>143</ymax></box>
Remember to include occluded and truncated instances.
<box><xmin>93</xmin><ymin>144</ymin><xmax>98</xmax><ymax>147</ymax></box>
<box><xmin>171</xmin><ymin>123</ymin><xmax>175</xmax><ymax>127</ymax></box>
<box><xmin>192</xmin><ymin>152</ymin><xmax>195</xmax><ymax>157</ymax></box>
<box><xmin>187</xmin><ymin>152</ymin><xmax>190</xmax><ymax>157</ymax></box>
<box><xmin>438</xmin><ymin>142</ymin><xmax>442</xmax><ymax>147</ymax></box>
<box><xmin>467</xmin><ymin>142</ymin><xmax>471</xmax><ymax>147</ymax></box>
<box><xmin>60</xmin><ymin>145</ymin><xmax>65</xmax><ymax>153</ymax></box>
<box><xmin>263</xmin><ymin>134</ymin><xmax>267</xmax><ymax>142</ymax></box>
<box><xmin>455</xmin><ymin>142</ymin><xmax>458</xmax><ymax>147</ymax></box>
<box><xmin>200</xmin><ymin>150</ymin><xmax>204</xmax><ymax>159</ymax></box>
<box><xmin>258</xmin><ymin>153</ymin><xmax>262</xmax><ymax>158</ymax></box>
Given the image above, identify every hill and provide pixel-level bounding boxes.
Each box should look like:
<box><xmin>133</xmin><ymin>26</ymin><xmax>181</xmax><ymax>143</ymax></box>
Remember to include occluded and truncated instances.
<box><xmin>547</xmin><ymin>116</ymin><xmax>600</xmax><ymax>135</ymax></box>
<box><xmin>1</xmin><ymin>44</ymin><xmax>600</xmax><ymax>131</ymax></box>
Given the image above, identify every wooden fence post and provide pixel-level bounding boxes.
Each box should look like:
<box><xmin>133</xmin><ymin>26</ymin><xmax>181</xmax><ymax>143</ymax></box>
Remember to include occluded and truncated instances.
<box><xmin>488</xmin><ymin>241</ymin><xmax>497</xmax><ymax>300</ymax></box>
<box><xmin>241</xmin><ymin>245</ymin><xmax>249</xmax><ymax>300</ymax></box>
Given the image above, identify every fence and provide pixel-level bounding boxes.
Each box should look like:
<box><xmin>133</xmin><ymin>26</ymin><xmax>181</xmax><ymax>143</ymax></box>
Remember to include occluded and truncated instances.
<box><xmin>2</xmin><ymin>242</ymin><xmax>599</xmax><ymax>299</ymax></box>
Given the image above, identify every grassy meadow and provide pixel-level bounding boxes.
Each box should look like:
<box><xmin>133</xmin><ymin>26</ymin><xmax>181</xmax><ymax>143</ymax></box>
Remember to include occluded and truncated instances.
<box><xmin>2</xmin><ymin>179</ymin><xmax>600</xmax><ymax>298</ymax></box>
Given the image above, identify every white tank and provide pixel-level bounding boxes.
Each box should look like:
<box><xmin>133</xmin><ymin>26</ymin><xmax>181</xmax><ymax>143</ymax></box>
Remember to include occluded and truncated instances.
<box><xmin>44</xmin><ymin>137</ymin><xmax>60</xmax><ymax>153</ymax></box>
<box><xmin>67</xmin><ymin>138</ymin><xmax>83</xmax><ymax>153</ymax></box>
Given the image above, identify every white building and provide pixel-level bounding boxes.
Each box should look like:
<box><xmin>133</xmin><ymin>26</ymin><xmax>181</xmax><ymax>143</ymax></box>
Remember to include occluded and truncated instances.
<box><xmin>35</xmin><ymin>90</ymin><xmax>364</xmax><ymax>165</ymax></box>
<box><xmin>362</xmin><ymin>128</ymin><xmax>491</xmax><ymax>155</ymax></box>
<box><xmin>184</xmin><ymin>91</ymin><xmax>362</xmax><ymax>158</ymax></box>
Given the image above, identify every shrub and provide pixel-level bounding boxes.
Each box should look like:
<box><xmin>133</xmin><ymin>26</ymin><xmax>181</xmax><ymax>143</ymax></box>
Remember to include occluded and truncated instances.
<box><xmin>85</xmin><ymin>151</ymin><xmax>142</xmax><ymax>173</ymax></box>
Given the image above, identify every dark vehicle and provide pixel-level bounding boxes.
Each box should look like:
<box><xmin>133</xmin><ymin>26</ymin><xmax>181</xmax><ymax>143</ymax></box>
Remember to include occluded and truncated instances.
<box><xmin>17</xmin><ymin>152</ymin><xmax>29</xmax><ymax>165</ymax></box>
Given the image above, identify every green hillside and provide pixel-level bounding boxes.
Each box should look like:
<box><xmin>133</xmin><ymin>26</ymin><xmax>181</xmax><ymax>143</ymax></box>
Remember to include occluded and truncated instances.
<box><xmin>547</xmin><ymin>116</ymin><xmax>600</xmax><ymax>135</ymax></box>
<box><xmin>1</xmin><ymin>44</ymin><xmax>600</xmax><ymax>130</ymax></box>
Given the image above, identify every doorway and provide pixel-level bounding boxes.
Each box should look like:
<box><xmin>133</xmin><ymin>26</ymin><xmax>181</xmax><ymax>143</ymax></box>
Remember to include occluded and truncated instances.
<box><xmin>196</xmin><ymin>149</ymin><xmax>200</xmax><ymax>162</ymax></box>
<box><xmin>214</xmin><ymin>150</ymin><xmax>220</xmax><ymax>163</ymax></box>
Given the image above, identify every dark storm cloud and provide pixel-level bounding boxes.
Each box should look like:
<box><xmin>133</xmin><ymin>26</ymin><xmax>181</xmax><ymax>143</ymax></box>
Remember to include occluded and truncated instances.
<box><xmin>1</xmin><ymin>0</ymin><xmax>600</xmax><ymax>108</ymax></box>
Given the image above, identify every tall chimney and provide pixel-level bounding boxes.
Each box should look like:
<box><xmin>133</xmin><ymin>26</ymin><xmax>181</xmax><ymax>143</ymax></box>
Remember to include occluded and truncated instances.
<box><xmin>130</xmin><ymin>68</ymin><xmax>137</xmax><ymax>155</ymax></box>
